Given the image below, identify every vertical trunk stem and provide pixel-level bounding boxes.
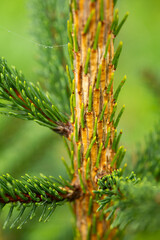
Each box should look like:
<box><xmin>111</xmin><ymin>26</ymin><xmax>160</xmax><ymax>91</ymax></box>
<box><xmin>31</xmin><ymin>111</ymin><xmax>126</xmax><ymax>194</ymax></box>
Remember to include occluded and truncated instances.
<box><xmin>69</xmin><ymin>0</ymin><xmax>117</xmax><ymax>239</ymax></box>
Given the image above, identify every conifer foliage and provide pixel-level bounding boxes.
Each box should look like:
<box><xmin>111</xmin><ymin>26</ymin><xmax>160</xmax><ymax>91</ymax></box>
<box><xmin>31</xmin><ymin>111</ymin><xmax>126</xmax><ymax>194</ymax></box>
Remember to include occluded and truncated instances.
<box><xmin>0</xmin><ymin>58</ymin><xmax>71</xmax><ymax>137</ymax></box>
<box><xmin>0</xmin><ymin>0</ymin><xmax>160</xmax><ymax>239</ymax></box>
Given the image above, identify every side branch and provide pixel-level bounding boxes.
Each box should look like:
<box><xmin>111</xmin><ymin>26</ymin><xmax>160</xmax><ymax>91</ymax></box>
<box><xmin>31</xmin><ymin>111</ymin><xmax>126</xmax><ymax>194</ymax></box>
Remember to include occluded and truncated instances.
<box><xmin>95</xmin><ymin>169</ymin><xmax>160</xmax><ymax>233</ymax></box>
<box><xmin>0</xmin><ymin>58</ymin><xmax>73</xmax><ymax>138</ymax></box>
<box><xmin>0</xmin><ymin>174</ymin><xmax>81</xmax><ymax>204</ymax></box>
<box><xmin>0</xmin><ymin>174</ymin><xmax>81</xmax><ymax>228</ymax></box>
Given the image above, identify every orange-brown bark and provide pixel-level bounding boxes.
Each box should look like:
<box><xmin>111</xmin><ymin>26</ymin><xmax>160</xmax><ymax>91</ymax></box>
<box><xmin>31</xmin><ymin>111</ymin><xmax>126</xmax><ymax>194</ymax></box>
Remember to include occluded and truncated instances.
<box><xmin>70</xmin><ymin>0</ymin><xmax>116</xmax><ymax>239</ymax></box>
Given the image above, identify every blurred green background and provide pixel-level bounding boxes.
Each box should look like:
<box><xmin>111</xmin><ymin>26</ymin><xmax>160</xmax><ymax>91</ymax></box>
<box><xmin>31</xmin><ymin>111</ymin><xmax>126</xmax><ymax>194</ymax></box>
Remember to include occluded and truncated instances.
<box><xmin>0</xmin><ymin>0</ymin><xmax>159</xmax><ymax>239</ymax></box>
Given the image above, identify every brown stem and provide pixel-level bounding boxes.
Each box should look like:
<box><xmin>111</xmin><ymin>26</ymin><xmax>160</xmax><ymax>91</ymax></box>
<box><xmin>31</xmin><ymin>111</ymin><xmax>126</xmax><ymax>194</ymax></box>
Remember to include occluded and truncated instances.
<box><xmin>54</xmin><ymin>121</ymin><xmax>73</xmax><ymax>138</ymax></box>
<box><xmin>70</xmin><ymin>0</ymin><xmax>117</xmax><ymax>239</ymax></box>
<box><xmin>0</xmin><ymin>185</ymin><xmax>81</xmax><ymax>204</ymax></box>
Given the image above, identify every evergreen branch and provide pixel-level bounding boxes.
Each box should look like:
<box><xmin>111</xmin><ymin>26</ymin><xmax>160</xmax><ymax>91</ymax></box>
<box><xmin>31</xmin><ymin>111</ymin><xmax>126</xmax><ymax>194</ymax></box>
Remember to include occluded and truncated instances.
<box><xmin>0</xmin><ymin>173</ymin><xmax>81</xmax><ymax>228</ymax></box>
<box><xmin>95</xmin><ymin>170</ymin><xmax>160</xmax><ymax>233</ymax></box>
<box><xmin>94</xmin><ymin>169</ymin><xmax>139</xmax><ymax>210</ymax></box>
<box><xmin>0</xmin><ymin>58</ymin><xmax>72</xmax><ymax>138</ymax></box>
<box><xmin>30</xmin><ymin>0</ymin><xmax>70</xmax><ymax>113</ymax></box>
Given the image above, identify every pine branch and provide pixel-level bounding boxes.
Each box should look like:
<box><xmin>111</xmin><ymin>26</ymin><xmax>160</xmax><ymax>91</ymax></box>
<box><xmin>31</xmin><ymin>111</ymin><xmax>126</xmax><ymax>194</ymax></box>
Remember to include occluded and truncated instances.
<box><xmin>94</xmin><ymin>169</ymin><xmax>139</xmax><ymax>210</ymax></box>
<box><xmin>0</xmin><ymin>173</ymin><xmax>81</xmax><ymax>228</ymax></box>
<box><xmin>0</xmin><ymin>58</ymin><xmax>72</xmax><ymax>138</ymax></box>
<box><xmin>30</xmin><ymin>0</ymin><xmax>70</xmax><ymax>114</ymax></box>
<box><xmin>95</xmin><ymin>170</ymin><xmax>160</xmax><ymax>234</ymax></box>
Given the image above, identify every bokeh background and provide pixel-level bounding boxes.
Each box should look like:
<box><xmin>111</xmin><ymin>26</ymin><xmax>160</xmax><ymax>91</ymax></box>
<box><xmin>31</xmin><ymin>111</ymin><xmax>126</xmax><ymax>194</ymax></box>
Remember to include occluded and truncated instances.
<box><xmin>0</xmin><ymin>0</ymin><xmax>159</xmax><ymax>239</ymax></box>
